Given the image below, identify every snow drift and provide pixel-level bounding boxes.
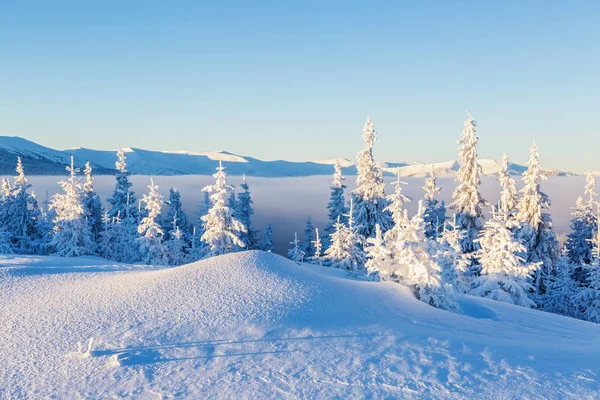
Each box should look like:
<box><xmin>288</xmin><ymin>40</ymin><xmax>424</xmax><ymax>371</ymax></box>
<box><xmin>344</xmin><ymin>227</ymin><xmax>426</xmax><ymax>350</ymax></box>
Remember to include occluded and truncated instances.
<box><xmin>0</xmin><ymin>251</ymin><xmax>598</xmax><ymax>398</ymax></box>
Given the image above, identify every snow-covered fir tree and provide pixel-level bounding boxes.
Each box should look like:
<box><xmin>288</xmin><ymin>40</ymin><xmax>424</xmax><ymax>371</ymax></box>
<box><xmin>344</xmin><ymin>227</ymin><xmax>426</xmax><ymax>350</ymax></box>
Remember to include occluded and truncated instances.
<box><xmin>235</xmin><ymin>175</ymin><xmax>258</xmax><ymax>250</ymax></box>
<box><xmin>137</xmin><ymin>179</ymin><xmax>168</xmax><ymax>265</ymax></box>
<box><xmin>472</xmin><ymin>208</ymin><xmax>540</xmax><ymax>308</ymax></box>
<box><xmin>161</xmin><ymin>187</ymin><xmax>190</xmax><ymax>242</ymax></box>
<box><xmin>384</xmin><ymin>201</ymin><xmax>458</xmax><ymax>311</ymax></box>
<box><xmin>574</xmin><ymin>221</ymin><xmax>600</xmax><ymax>323</ymax></box>
<box><xmin>107</xmin><ymin>149</ymin><xmax>138</xmax><ymax>221</ymax></box>
<box><xmin>192</xmin><ymin>191</ymin><xmax>212</xmax><ymax>254</ymax></box>
<box><xmin>50</xmin><ymin>157</ymin><xmax>92</xmax><ymax>257</ymax></box>
<box><xmin>567</xmin><ymin>172</ymin><xmax>597</xmax><ymax>267</ymax></box>
<box><xmin>383</xmin><ymin>171</ymin><xmax>410</xmax><ymax>246</ymax></box>
<box><xmin>365</xmin><ymin>224</ymin><xmax>391</xmax><ymax>279</ymax></box>
<box><xmin>324</xmin><ymin>160</ymin><xmax>348</xmax><ymax>248</ymax></box>
<box><xmin>498</xmin><ymin>154</ymin><xmax>518</xmax><ymax>217</ymax></box>
<box><xmin>82</xmin><ymin>162</ymin><xmax>104</xmax><ymax>251</ymax></box>
<box><xmin>436</xmin><ymin>215</ymin><xmax>471</xmax><ymax>293</ymax></box>
<box><xmin>187</xmin><ymin>225</ymin><xmax>208</xmax><ymax>262</ymax></box>
<box><xmin>287</xmin><ymin>232</ymin><xmax>305</xmax><ymax>263</ymax></box>
<box><xmin>303</xmin><ymin>216</ymin><xmax>316</xmax><ymax>258</ymax></box>
<box><xmin>516</xmin><ymin>143</ymin><xmax>558</xmax><ymax>295</ymax></box>
<box><xmin>351</xmin><ymin>117</ymin><xmax>392</xmax><ymax>239</ymax></box>
<box><xmin>323</xmin><ymin>199</ymin><xmax>367</xmax><ymax>273</ymax></box>
<box><xmin>4</xmin><ymin>157</ymin><xmax>44</xmax><ymax>254</ymax></box>
<box><xmin>200</xmin><ymin>161</ymin><xmax>246</xmax><ymax>256</ymax></box>
<box><xmin>262</xmin><ymin>224</ymin><xmax>275</xmax><ymax>252</ymax></box>
<box><xmin>423</xmin><ymin>171</ymin><xmax>446</xmax><ymax>239</ymax></box>
<box><xmin>165</xmin><ymin>217</ymin><xmax>187</xmax><ymax>266</ymax></box>
<box><xmin>450</xmin><ymin>112</ymin><xmax>487</xmax><ymax>257</ymax></box>
<box><xmin>99</xmin><ymin>211</ymin><xmax>121</xmax><ymax>261</ymax></box>
<box><xmin>566</xmin><ymin>197</ymin><xmax>595</xmax><ymax>266</ymax></box>
<box><xmin>311</xmin><ymin>228</ymin><xmax>323</xmax><ymax>263</ymax></box>
<box><xmin>541</xmin><ymin>248</ymin><xmax>580</xmax><ymax>318</ymax></box>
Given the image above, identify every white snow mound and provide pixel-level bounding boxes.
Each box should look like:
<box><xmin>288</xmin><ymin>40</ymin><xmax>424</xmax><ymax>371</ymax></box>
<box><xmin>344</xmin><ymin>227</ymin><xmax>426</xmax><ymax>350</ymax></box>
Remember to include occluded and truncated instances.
<box><xmin>0</xmin><ymin>251</ymin><xmax>599</xmax><ymax>399</ymax></box>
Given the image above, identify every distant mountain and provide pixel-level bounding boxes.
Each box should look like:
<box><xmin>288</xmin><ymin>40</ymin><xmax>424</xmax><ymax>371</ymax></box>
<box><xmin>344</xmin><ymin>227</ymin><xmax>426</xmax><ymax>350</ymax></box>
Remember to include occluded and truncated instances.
<box><xmin>0</xmin><ymin>136</ymin><xmax>573</xmax><ymax>177</ymax></box>
<box><xmin>0</xmin><ymin>137</ymin><xmax>114</xmax><ymax>175</ymax></box>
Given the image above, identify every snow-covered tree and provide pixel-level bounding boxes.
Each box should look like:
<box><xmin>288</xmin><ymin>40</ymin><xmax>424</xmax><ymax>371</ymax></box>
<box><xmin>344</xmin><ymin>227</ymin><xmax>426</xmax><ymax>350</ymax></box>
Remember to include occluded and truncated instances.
<box><xmin>436</xmin><ymin>215</ymin><xmax>471</xmax><ymax>293</ymax></box>
<box><xmin>3</xmin><ymin>157</ymin><xmax>44</xmax><ymax>254</ymax></box>
<box><xmin>262</xmin><ymin>224</ymin><xmax>275</xmax><ymax>252</ymax></box>
<box><xmin>50</xmin><ymin>157</ymin><xmax>92</xmax><ymax>257</ymax></box>
<box><xmin>303</xmin><ymin>217</ymin><xmax>316</xmax><ymax>258</ymax></box>
<box><xmin>324</xmin><ymin>200</ymin><xmax>367</xmax><ymax>273</ymax></box>
<box><xmin>137</xmin><ymin>179</ymin><xmax>168</xmax><ymax>265</ymax></box>
<box><xmin>311</xmin><ymin>228</ymin><xmax>323</xmax><ymax>263</ymax></box>
<box><xmin>423</xmin><ymin>172</ymin><xmax>446</xmax><ymax>239</ymax></box>
<box><xmin>107</xmin><ymin>149</ymin><xmax>138</xmax><ymax>221</ymax></box>
<box><xmin>200</xmin><ymin>161</ymin><xmax>246</xmax><ymax>256</ymax></box>
<box><xmin>472</xmin><ymin>208</ymin><xmax>540</xmax><ymax>307</ymax></box>
<box><xmin>386</xmin><ymin>201</ymin><xmax>458</xmax><ymax>311</ymax></box>
<box><xmin>165</xmin><ymin>217</ymin><xmax>187</xmax><ymax>266</ymax></box>
<box><xmin>82</xmin><ymin>162</ymin><xmax>104</xmax><ymax>250</ymax></box>
<box><xmin>324</xmin><ymin>160</ymin><xmax>348</xmax><ymax>248</ymax></box>
<box><xmin>516</xmin><ymin>143</ymin><xmax>558</xmax><ymax>294</ymax></box>
<box><xmin>384</xmin><ymin>171</ymin><xmax>410</xmax><ymax>246</ymax></box>
<box><xmin>99</xmin><ymin>211</ymin><xmax>122</xmax><ymax>261</ymax></box>
<box><xmin>541</xmin><ymin>248</ymin><xmax>580</xmax><ymax>318</ymax></box>
<box><xmin>187</xmin><ymin>225</ymin><xmax>208</xmax><ymax>262</ymax></box>
<box><xmin>161</xmin><ymin>187</ymin><xmax>190</xmax><ymax>242</ymax></box>
<box><xmin>574</xmin><ymin>222</ymin><xmax>600</xmax><ymax>323</ymax></box>
<box><xmin>567</xmin><ymin>172</ymin><xmax>597</xmax><ymax>269</ymax></box>
<box><xmin>498</xmin><ymin>154</ymin><xmax>518</xmax><ymax>217</ymax></box>
<box><xmin>566</xmin><ymin>197</ymin><xmax>595</xmax><ymax>266</ymax></box>
<box><xmin>365</xmin><ymin>224</ymin><xmax>391</xmax><ymax>279</ymax></box>
<box><xmin>287</xmin><ymin>232</ymin><xmax>305</xmax><ymax>263</ymax></box>
<box><xmin>450</xmin><ymin>112</ymin><xmax>487</xmax><ymax>256</ymax></box>
<box><xmin>351</xmin><ymin>117</ymin><xmax>392</xmax><ymax>239</ymax></box>
<box><xmin>235</xmin><ymin>175</ymin><xmax>258</xmax><ymax>250</ymax></box>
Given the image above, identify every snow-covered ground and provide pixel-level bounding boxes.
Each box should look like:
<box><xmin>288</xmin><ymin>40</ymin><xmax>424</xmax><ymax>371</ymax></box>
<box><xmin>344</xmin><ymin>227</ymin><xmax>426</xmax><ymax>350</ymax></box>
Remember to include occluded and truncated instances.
<box><xmin>19</xmin><ymin>175</ymin><xmax>587</xmax><ymax>252</ymax></box>
<box><xmin>0</xmin><ymin>251</ymin><xmax>598</xmax><ymax>398</ymax></box>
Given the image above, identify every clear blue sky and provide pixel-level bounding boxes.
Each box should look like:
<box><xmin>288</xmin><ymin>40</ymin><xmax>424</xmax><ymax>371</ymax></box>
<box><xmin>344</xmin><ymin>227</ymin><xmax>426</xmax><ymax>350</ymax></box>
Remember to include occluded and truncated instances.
<box><xmin>1</xmin><ymin>0</ymin><xmax>598</xmax><ymax>171</ymax></box>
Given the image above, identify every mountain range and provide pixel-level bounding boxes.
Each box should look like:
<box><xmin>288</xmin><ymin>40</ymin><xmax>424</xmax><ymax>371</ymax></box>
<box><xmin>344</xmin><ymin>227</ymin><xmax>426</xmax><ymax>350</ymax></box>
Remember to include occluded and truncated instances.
<box><xmin>0</xmin><ymin>136</ymin><xmax>572</xmax><ymax>178</ymax></box>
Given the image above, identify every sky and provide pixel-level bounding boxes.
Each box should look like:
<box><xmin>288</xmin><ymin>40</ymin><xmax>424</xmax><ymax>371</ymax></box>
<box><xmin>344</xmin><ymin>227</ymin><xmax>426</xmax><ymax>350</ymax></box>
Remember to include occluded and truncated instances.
<box><xmin>1</xmin><ymin>0</ymin><xmax>599</xmax><ymax>171</ymax></box>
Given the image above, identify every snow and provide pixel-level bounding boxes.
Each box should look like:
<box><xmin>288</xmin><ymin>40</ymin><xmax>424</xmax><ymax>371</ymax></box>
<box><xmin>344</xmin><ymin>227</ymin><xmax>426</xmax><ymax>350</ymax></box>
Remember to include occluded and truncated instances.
<box><xmin>0</xmin><ymin>251</ymin><xmax>598</xmax><ymax>398</ymax></box>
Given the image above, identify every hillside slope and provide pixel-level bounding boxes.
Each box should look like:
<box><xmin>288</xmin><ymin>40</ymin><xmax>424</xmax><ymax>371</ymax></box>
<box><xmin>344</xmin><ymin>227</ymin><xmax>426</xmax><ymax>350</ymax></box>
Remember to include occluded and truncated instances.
<box><xmin>0</xmin><ymin>136</ymin><xmax>114</xmax><ymax>175</ymax></box>
<box><xmin>0</xmin><ymin>252</ymin><xmax>598</xmax><ymax>398</ymax></box>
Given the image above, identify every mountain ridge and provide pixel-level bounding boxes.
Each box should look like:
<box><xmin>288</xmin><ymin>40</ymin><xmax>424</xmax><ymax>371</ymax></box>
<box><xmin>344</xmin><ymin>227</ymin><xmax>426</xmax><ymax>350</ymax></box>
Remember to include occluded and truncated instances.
<box><xmin>0</xmin><ymin>136</ymin><xmax>572</xmax><ymax>177</ymax></box>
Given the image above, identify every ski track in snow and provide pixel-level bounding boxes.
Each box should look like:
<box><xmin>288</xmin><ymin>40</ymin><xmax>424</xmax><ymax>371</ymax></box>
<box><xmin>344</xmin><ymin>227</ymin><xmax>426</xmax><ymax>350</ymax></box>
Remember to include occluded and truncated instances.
<box><xmin>0</xmin><ymin>251</ymin><xmax>599</xmax><ymax>399</ymax></box>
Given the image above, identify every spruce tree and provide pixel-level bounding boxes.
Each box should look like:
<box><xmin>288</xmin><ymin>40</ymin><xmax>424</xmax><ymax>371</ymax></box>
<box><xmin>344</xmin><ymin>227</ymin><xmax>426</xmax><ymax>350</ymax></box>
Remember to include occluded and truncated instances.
<box><xmin>541</xmin><ymin>248</ymin><xmax>580</xmax><ymax>318</ymax></box>
<box><xmin>498</xmin><ymin>154</ymin><xmax>518</xmax><ymax>217</ymax></box>
<box><xmin>351</xmin><ymin>117</ymin><xmax>392</xmax><ymax>239</ymax></box>
<box><xmin>516</xmin><ymin>143</ymin><xmax>558</xmax><ymax>295</ymax></box>
<box><xmin>574</xmin><ymin>221</ymin><xmax>600</xmax><ymax>323</ymax></box>
<box><xmin>311</xmin><ymin>228</ymin><xmax>323</xmax><ymax>263</ymax></box>
<box><xmin>324</xmin><ymin>200</ymin><xmax>366</xmax><ymax>272</ymax></box>
<box><xmin>162</xmin><ymin>187</ymin><xmax>190</xmax><ymax>242</ymax></box>
<box><xmin>472</xmin><ymin>208</ymin><xmax>540</xmax><ymax>308</ymax></box>
<box><xmin>200</xmin><ymin>161</ymin><xmax>246</xmax><ymax>256</ymax></box>
<box><xmin>262</xmin><ymin>224</ymin><xmax>275</xmax><ymax>252</ymax></box>
<box><xmin>50</xmin><ymin>157</ymin><xmax>92</xmax><ymax>257</ymax></box>
<box><xmin>325</xmin><ymin>160</ymin><xmax>348</xmax><ymax>248</ymax></box>
<box><xmin>165</xmin><ymin>217</ymin><xmax>187</xmax><ymax>266</ymax></box>
<box><xmin>365</xmin><ymin>224</ymin><xmax>392</xmax><ymax>279</ymax></box>
<box><xmin>287</xmin><ymin>232</ymin><xmax>305</xmax><ymax>263</ymax></box>
<box><xmin>423</xmin><ymin>171</ymin><xmax>446</xmax><ymax>239</ymax></box>
<box><xmin>107</xmin><ymin>149</ymin><xmax>138</xmax><ymax>221</ymax></box>
<box><xmin>303</xmin><ymin>217</ymin><xmax>316</xmax><ymax>258</ymax></box>
<box><xmin>137</xmin><ymin>179</ymin><xmax>168</xmax><ymax>265</ymax></box>
<box><xmin>82</xmin><ymin>162</ymin><xmax>104</xmax><ymax>251</ymax></box>
<box><xmin>235</xmin><ymin>175</ymin><xmax>258</xmax><ymax>249</ymax></box>
<box><xmin>435</xmin><ymin>215</ymin><xmax>471</xmax><ymax>293</ymax></box>
<box><xmin>450</xmin><ymin>112</ymin><xmax>487</xmax><ymax>257</ymax></box>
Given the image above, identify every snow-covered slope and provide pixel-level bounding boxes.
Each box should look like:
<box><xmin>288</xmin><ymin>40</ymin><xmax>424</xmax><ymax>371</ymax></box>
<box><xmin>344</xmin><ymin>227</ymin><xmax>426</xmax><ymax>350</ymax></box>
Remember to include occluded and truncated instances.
<box><xmin>0</xmin><ymin>136</ymin><xmax>114</xmax><ymax>175</ymax></box>
<box><xmin>1</xmin><ymin>252</ymin><xmax>598</xmax><ymax>398</ymax></box>
<box><xmin>0</xmin><ymin>136</ymin><xmax>573</xmax><ymax>177</ymax></box>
